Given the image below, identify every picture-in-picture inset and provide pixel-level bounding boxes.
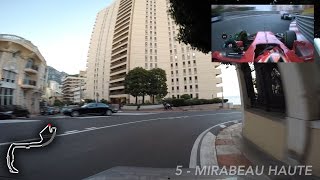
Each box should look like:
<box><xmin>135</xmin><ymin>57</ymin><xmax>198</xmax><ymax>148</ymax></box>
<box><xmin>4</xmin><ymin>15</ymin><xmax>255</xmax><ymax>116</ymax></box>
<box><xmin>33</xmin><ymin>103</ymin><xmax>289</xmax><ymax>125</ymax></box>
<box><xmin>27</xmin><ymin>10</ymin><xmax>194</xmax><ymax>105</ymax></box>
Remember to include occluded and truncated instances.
<box><xmin>211</xmin><ymin>5</ymin><xmax>314</xmax><ymax>63</ymax></box>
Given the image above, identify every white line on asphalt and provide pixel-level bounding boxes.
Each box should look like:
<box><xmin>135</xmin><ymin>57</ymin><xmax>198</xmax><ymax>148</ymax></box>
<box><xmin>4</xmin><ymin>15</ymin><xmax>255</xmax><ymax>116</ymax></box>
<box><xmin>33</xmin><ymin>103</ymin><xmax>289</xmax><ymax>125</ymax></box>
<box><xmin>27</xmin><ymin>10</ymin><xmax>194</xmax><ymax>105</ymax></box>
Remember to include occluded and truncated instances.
<box><xmin>219</xmin><ymin>124</ymin><xmax>226</xmax><ymax>128</ymax></box>
<box><xmin>51</xmin><ymin>116</ymin><xmax>70</xmax><ymax>119</ymax></box>
<box><xmin>64</xmin><ymin>130</ymin><xmax>80</xmax><ymax>134</ymax></box>
<box><xmin>0</xmin><ymin>119</ymin><xmax>40</xmax><ymax>124</ymax></box>
<box><xmin>189</xmin><ymin>119</ymin><xmax>240</xmax><ymax>168</ymax></box>
<box><xmin>200</xmin><ymin>132</ymin><xmax>217</xmax><ymax>167</ymax></box>
<box><xmin>85</xmin><ymin>127</ymin><xmax>97</xmax><ymax>130</ymax></box>
<box><xmin>0</xmin><ymin>112</ymin><xmax>241</xmax><ymax>146</ymax></box>
<box><xmin>75</xmin><ymin>116</ymin><xmax>110</xmax><ymax>119</ymax></box>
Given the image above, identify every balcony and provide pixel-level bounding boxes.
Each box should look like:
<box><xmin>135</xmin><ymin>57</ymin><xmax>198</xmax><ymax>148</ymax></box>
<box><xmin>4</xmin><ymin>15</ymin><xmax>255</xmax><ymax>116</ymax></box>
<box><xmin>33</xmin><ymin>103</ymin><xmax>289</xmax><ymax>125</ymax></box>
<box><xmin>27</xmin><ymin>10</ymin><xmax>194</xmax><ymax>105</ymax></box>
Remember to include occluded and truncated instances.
<box><xmin>25</xmin><ymin>65</ymin><xmax>39</xmax><ymax>74</ymax></box>
<box><xmin>21</xmin><ymin>79</ymin><xmax>37</xmax><ymax>89</ymax></box>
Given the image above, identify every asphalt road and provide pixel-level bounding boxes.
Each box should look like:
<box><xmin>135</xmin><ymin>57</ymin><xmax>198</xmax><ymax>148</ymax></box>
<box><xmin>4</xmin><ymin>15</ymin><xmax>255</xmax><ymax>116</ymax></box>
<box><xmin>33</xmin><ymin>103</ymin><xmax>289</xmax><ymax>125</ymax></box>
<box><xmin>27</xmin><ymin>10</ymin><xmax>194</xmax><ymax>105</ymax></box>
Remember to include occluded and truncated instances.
<box><xmin>0</xmin><ymin>110</ymin><xmax>242</xmax><ymax>180</ymax></box>
<box><xmin>211</xmin><ymin>14</ymin><xmax>293</xmax><ymax>51</ymax></box>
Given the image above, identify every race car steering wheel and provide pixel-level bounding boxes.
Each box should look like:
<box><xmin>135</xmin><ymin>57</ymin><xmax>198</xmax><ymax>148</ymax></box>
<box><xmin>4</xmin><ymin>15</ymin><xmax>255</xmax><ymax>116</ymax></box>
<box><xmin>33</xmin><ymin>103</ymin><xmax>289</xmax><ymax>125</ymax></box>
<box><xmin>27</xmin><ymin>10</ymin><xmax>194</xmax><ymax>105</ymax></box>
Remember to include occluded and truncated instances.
<box><xmin>223</xmin><ymin>39</ymin><xmax>243</xmax><ymax>53</ymax></box>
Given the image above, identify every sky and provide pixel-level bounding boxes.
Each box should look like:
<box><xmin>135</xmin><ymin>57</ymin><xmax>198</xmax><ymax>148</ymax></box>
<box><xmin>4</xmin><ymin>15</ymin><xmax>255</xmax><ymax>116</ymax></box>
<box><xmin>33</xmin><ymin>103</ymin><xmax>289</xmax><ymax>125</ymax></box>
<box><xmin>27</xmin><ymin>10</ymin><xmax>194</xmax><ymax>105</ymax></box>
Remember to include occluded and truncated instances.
<box><xmin>0</xmin><ymin>0</ymin><xmax>240</xmax><ymax>97</ymax></box>
<box><xmin>0</xmin><ymin>0</ymin><xmax>113</xmax><ymax>74</ymax></box>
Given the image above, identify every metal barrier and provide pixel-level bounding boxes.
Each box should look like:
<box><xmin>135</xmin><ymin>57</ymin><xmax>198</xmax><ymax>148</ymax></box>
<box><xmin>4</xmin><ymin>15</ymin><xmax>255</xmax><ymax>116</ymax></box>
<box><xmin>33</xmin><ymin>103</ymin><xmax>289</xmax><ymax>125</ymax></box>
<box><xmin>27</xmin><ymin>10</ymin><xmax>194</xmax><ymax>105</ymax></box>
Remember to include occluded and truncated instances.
<box><xmin>295</xmin><ymin>15</ymin><xmax>314</xmax><ymax>44</ymax></box>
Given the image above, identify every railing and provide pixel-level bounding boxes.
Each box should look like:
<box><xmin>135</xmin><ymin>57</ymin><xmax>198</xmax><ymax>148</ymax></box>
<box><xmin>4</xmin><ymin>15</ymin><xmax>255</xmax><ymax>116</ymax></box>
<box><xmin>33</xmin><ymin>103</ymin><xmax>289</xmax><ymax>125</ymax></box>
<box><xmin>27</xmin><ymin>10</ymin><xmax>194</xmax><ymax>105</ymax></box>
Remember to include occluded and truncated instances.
<box><xmin>23</xmin><ymin>79</ymin><xmax>37</xmax><ymax>86</ymax></box>
<box><xmin>295</xmin><ymin>15</ymin><xmax>314</xmax><ymax>44</ymax></box>
<box><xmin>25</xmin><ymin>64</ymin><xmax>39</xmax><ymax>71</ymax></box>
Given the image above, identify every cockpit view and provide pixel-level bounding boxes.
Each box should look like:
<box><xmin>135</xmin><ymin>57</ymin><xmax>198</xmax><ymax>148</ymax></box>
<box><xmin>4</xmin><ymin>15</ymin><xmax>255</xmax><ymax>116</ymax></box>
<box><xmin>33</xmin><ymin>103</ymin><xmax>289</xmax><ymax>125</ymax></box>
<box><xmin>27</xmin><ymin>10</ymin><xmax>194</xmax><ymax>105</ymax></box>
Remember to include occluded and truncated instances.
<box><xmin>211</xmin><ymin>5</ymin><xmax>314</xmax><ymax>63</ymax></box>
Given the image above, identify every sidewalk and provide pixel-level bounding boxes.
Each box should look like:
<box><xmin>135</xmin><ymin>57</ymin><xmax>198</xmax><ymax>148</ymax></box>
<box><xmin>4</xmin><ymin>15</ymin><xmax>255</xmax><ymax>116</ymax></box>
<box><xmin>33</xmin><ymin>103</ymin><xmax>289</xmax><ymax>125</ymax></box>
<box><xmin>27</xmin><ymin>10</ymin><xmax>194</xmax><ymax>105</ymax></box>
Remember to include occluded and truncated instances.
<box><xmin>214</xmin><ymin>123</ymin><xmax>318</xmax><ymax>180</ymax></box>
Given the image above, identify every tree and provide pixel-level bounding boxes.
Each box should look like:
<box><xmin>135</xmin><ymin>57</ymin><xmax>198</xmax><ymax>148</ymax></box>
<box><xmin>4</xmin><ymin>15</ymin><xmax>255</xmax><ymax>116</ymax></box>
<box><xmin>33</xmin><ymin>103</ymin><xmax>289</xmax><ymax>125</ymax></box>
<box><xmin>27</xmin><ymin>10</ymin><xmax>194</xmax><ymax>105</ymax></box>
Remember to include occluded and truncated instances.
<box><xmin>124</xmin><ymin>67</ymin><xmax>149</xmax><ymax>104</ymax></box>
<box><xmin>53</xmin><ymin>99</ymin><xmax>63</xmax><ymax>107</ymax></box>
<box><xmin>147</xmin><ymin>68</ymin><xmax>168</xmax><ymax>104</ymax></box>
<box><xmin>100</xmin><ymin>99</ymin><xmax>109</xmax><ymax>104</ymax></box>
<box><xmin>168</xmin><ymin>0</ymin><xmax>211</xmax><ymax>53</ymax></box>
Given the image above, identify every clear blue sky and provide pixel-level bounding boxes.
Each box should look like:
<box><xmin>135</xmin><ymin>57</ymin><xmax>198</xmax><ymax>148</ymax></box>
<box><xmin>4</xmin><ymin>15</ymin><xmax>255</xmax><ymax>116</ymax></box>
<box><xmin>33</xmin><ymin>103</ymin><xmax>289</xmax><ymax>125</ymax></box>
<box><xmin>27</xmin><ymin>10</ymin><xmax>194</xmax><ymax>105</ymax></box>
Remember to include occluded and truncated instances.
<box><xmin>0</xmin><ymin>0</ymin><xmax>112</xmax><ymax>74</ymax></box>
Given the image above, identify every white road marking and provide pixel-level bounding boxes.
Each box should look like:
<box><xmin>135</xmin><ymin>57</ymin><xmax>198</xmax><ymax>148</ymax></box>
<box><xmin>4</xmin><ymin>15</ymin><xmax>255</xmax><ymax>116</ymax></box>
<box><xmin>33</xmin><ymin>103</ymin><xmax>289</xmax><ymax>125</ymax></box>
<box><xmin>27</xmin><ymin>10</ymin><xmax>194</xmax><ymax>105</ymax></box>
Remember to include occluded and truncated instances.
<box><xmin>85</xmin><ymin>127</ymin><xmax>97</xmax><ymax>130</ymax></box>
<box><xmin>189</xmin><ymin>119</ymin><xmax>240</xmax><ymax>168</ymax></box>
<box><xmin>219</xmin><ymin>124</ymin><xmax>226</xmax><ymax>128</ymax></box>
<box><xmin>0</xmin><ymin>119</ymin><xmax>40</xmax><ymax>124</ymax></box>
<box><xmin>0</xmin><ymin>112</ymin><xmax>241</xmax><ymax>146</ymax></box>
<box><xmin>200</xmin><ymin>132</ymin><xmax>217</xmax><ymax>166</ymax></box>
<box><xmin>75</xmin><ymin>116</ymin><xmax>110</xmax><ymax>119</ymax></box>
<box><xmin>51</xmin><ymin>116</ymin><xmax>70</xmax><ymax>119</ymax></box>
<box><xmin>64</xmin><ymin>130</ymin><xmax>79</xmax><ymax>134</ymax></box>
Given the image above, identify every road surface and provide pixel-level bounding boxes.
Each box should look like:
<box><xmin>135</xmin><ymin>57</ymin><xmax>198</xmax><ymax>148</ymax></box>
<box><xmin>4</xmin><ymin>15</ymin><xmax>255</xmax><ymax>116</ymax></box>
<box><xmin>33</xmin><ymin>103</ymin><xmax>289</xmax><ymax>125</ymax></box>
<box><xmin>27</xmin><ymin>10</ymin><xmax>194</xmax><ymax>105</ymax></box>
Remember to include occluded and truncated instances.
<box><xmin>0</xmin><ymin>110</ymin><xmax>242</xmax><ymax>180</ymax></box>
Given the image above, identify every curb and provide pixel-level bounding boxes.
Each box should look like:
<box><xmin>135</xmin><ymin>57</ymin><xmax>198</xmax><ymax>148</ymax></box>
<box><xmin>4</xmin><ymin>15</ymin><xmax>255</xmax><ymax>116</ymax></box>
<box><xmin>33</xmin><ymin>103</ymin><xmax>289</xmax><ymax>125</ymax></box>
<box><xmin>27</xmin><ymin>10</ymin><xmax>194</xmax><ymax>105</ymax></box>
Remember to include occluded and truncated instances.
<box><xmin>215</xmin><ymin>123</ymin><xmax>252</xmax><ymax>168</ymax></box>
<box><xmin>193</xmin><ymin>120</ymin><xmax>241</xmax><ymax>167</ymax></box>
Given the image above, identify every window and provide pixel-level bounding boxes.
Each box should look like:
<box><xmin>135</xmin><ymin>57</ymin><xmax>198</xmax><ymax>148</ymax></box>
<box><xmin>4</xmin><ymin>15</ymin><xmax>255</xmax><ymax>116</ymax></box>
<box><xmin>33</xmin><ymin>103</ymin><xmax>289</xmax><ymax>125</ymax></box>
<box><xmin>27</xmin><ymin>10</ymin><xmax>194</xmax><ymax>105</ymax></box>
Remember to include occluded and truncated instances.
<box><xmin>171</xmin><ymin>79</ymin><xmax>174</xmax><ymax>82</ymax></box>
<box><xmin>145</xmin><ymin>63</ymin><xmax>148</xmax><ymax>68</ymax></box>
<box><xmin>193</xmin><ymin>60</ymin><xmax>196</xmax><ymax>65</ymax></box>
<box><xmin>189</xmin><ymin>77</ymin><xmax>192</xmax><ymax>80</ymax></box>
<box><xmin>171</xmin><ymin>64</ymin><xmax>173</xmax><ymax>67</ymax></box>
<box><xmin>196</xmin><ymin>93</ymin><xmax>199</xmax><ymax>98</ymax></box>
<box><xmin>176</xmin><ymin>70</ymin><xmax>178</xmax><ymax>74</ymax></box>
<box><xmin>194</xmin><ymin>68</ymin><xmax>197</xmax><ymax>74</ymax></box>
<box><xmin>177</xmin><ymin>86</ymin><xmax>179</xmax><ymax>90</ymax></box>
<box><xmin>2</xmin><ymin>70</ymin><xmax>16</xmax><ymax>83</ymax></box>
<box><xmin>184</xmin><ymin>86</ymin><xmax>187</xmax><ymax>89</ymax></box>
<box><xmin>175</xmin><ymin>63</ymin><xmax>178</xmax><ymax>67</ymax></box>
<box><xmin>0</xmin><ymin>88</ymin><xmax>14</xmax><ymax>105</ymax></box>
<box><xmin>176</xmin><ymin>78</ymin><xmax>179</xmax><ymax>82</ymax></box>
<box><xmin>189</xmin><ymin>69</ymin><xmax>192</xmax><ymax>74</ymax></box>
<box><xmin>172</xmin><ymin>87</ymin><xmax>174</xmax><ymax>90</ymax></box>
<box><xmin>195</xmin><ymin>85</ymin><xmax>198</xmax><ymax>89</ymax></box>
<box><xmin>182</xmin><ymin>55</ymin><xmax>185</xmax><ymax>60</ymax></box>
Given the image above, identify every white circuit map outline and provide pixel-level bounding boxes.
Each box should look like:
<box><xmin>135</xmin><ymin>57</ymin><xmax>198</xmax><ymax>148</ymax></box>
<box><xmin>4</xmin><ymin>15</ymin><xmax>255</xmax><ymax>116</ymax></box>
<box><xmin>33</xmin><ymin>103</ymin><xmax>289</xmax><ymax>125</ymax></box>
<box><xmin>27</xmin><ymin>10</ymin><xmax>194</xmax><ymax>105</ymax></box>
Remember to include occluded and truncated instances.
<box><xmin>6</xmin><ymin>124</ymin><xmax>57</xmax><ymax>174</ymax></box>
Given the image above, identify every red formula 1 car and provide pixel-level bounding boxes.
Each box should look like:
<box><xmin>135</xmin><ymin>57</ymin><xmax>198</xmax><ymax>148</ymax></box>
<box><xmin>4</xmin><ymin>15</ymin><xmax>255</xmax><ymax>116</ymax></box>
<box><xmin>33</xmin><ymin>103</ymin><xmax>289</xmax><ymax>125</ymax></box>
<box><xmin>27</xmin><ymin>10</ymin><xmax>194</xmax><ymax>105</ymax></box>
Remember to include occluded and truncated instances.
<box><xmin>212</xmin><ymin>31</ymin><xmax>314</xmax><ymax>63</ymax></box>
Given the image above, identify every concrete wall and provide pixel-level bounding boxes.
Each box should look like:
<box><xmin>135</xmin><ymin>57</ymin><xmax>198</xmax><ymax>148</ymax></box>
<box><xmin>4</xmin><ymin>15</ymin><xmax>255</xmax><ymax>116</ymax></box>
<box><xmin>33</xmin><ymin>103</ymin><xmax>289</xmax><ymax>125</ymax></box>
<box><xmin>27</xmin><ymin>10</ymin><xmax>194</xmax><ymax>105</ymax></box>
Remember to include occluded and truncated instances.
<box><xmin>242</xmin><ymin>110</ymin><xmax>287</xmax><ymax>160</ymax></box>
<box><xmin>306</xmin><ymin>127</ymin><xmax>320</xmax><ymax>176</ymax></box>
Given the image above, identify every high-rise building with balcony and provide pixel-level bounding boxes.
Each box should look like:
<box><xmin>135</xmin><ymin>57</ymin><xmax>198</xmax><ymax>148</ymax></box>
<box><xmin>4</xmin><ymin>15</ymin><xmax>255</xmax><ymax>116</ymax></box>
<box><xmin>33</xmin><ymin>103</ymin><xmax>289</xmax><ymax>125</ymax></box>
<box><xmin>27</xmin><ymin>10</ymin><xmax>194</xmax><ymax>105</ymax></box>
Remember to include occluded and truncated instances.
<box><xmin>62</xmin><ymin>73</ymin><xmax>85</xmax><ymax>103</ymax></box>
<box><xmin>0</xmin><ymin>34</ymin><xmax>47</xmax><ymax>113</ymax></box>
<box><xmin>85</xmin><ymin>0</ymin><xmax>222</xmax><ymax>103</ymax></box>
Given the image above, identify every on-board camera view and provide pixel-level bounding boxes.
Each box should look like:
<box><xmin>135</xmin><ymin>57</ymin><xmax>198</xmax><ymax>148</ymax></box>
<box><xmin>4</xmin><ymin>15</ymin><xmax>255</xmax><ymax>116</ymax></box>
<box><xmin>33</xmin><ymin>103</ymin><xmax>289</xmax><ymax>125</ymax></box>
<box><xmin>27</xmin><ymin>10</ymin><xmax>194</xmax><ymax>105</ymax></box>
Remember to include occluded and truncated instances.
<box><xmin>211</xmin><ymin>5</ymin><xmax>314</xmax><ymax>63</ymax></box>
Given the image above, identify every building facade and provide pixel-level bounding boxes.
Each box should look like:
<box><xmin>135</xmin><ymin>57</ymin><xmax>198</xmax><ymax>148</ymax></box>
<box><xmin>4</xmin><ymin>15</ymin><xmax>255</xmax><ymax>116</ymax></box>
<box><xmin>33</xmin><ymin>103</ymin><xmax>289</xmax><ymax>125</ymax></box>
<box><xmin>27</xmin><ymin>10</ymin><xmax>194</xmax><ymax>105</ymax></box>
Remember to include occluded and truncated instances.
<box><xmin>62</xmin><ymin>75</ymin><xmax>85</xmax><ymax>103</ymax></box>
<box><xmin>45</xmin><ymin>80</ymin><xmax>63</xmax><ymax>105</ymax></box>
<box><xmin>0</xmin><ymin>34</ymin><xmax>47</xmax><ymax>113</ymax></box>
<box><xmin>85</xmin><ymin>0</ymin><xmax>222</xmax><ymax>103</ymax></box>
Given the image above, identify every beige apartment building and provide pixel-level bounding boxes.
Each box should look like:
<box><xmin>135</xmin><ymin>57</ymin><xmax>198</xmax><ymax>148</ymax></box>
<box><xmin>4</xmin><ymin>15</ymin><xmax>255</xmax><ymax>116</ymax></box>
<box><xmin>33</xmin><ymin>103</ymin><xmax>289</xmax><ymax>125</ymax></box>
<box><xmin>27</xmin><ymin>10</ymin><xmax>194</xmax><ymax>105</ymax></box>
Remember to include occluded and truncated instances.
<box><xmin>0</xmin><ymin>34</ymin><xmax>47</xmax><ymax>113</ymax></box>
<box><xmin>85</xmin><ymin>0</ymin><xmax>222</xmax><ymax>103</ymax></box>
<box><xmin>62</xmin><ymin>74</ymin><xmax>85</xmax><ymax>103</ymax></box>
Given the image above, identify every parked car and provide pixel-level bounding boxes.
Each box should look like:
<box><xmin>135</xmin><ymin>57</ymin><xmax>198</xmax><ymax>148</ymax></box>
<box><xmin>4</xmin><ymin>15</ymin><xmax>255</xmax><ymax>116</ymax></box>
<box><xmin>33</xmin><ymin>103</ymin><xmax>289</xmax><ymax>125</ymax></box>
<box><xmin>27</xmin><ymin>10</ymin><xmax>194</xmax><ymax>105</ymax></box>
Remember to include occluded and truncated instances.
<box><xmin>0</xmin><ymin>105</ymin><xmax>30</xmax><ymax>119</ymax></box>
<box><xmin>63</xmin><ymin>103</ymin><xmax>114</xmax><ymax>117</ymax></box>
<box><xmin>40</xmin><ymin>106</ymin><xmax>58</xmax><ymax>115</ymax></box>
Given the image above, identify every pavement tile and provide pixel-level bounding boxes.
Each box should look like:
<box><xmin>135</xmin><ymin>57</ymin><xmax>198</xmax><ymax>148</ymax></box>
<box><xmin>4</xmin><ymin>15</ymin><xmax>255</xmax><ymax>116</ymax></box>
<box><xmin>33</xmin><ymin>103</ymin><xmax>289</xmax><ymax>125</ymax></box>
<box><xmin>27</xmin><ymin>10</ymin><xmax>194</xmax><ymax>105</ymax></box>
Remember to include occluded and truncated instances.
<box><xmin>216</xmin><ymin>145</ymin><xmax>241</xmax><ymax>155</ymax></box>
<box><xmin>215</xmin><ymin>139</ymin><xmax>234</xmax><ymax>145</ymax></box>
<box><xmin>217</xmin><ymin>154</ymin><xmax>252</xmax><ymax>168</ymax></box>
<box><xmin>216</xmin><ymin>134</ymin><xmax>232</xmax><ymax>140</ymax></box>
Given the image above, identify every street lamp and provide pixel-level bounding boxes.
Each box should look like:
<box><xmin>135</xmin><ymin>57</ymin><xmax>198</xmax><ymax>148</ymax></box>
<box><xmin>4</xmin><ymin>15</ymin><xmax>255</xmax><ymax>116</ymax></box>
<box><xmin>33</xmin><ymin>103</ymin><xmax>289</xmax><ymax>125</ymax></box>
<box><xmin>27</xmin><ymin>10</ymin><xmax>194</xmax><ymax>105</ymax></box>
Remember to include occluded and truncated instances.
<box><xmin>96</xmin><ymin>92</ymin><xmax>100</xmax><ymax>103</ymax></box>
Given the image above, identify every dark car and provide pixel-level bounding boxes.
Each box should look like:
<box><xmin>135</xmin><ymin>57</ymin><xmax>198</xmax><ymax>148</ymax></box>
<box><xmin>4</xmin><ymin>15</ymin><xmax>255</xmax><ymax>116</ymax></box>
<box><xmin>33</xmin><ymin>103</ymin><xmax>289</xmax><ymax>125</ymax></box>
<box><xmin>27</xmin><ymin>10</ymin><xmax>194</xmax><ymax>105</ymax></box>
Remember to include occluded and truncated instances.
<box><xmin>40</xmin><ymin>107</ymin><xmax>58</xmax><ymax>115</ymax></box>
<box><xmin>63</xmin><ymin>103</ymin><xmax>113</xmax><ymax>117</ymax></box>
<box><xmin>0</xmin><ymin>105</ymin><xmax>30</xmax><ymax>119</ymax></box>
<box><xmin>281</xmin><ymin>13</ymin><xmax>293</xmax><ymax>20</ymax></box>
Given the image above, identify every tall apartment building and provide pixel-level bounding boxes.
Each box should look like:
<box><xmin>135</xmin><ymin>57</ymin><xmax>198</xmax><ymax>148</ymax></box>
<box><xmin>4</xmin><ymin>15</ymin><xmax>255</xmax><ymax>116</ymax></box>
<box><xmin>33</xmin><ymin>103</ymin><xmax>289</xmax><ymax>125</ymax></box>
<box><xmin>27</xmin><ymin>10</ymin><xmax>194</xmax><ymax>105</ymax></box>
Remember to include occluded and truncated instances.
<box><xmin>0</xmin><ymin>34</ymin><xmax>47</xmax><ymax>113</ymax></box>
<box><xmin>62</xmin><ymin>74</ymin><xmax>85</xmax><ymax>103</ymax></box>
<box><xmin>85</xmin><ymin>0</ymin><xmax>222</xmax><ymax>103</ymax></box>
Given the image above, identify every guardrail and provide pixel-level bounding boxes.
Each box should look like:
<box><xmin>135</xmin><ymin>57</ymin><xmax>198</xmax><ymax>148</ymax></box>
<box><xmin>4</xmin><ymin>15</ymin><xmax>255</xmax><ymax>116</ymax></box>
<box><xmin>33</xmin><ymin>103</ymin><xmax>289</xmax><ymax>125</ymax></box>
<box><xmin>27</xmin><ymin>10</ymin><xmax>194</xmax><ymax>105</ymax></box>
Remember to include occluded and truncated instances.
<box><xmin>222</xmin><ymin>11</ymin><xmax>279</xmax><ymax>17</ymax></box>
<box><xmin>295</xmin><ymin>15</ymin><xmax>314</xmax><ymax>44</ymax></box>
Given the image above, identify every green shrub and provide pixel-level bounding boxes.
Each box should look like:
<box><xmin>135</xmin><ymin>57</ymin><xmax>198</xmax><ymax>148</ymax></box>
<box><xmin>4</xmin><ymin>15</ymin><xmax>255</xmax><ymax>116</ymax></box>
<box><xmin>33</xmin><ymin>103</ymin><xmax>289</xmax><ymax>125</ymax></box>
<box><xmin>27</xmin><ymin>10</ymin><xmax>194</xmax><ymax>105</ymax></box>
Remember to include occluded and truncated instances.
<box><xmin>180</xmin><ymin>94</ymin><xmax>191</xmax><ymax>100</ymax></box>
<box><xmin>171</xmin><ymin>98</ymin><xmax>187</xmax><ymax>107</ymax></box>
